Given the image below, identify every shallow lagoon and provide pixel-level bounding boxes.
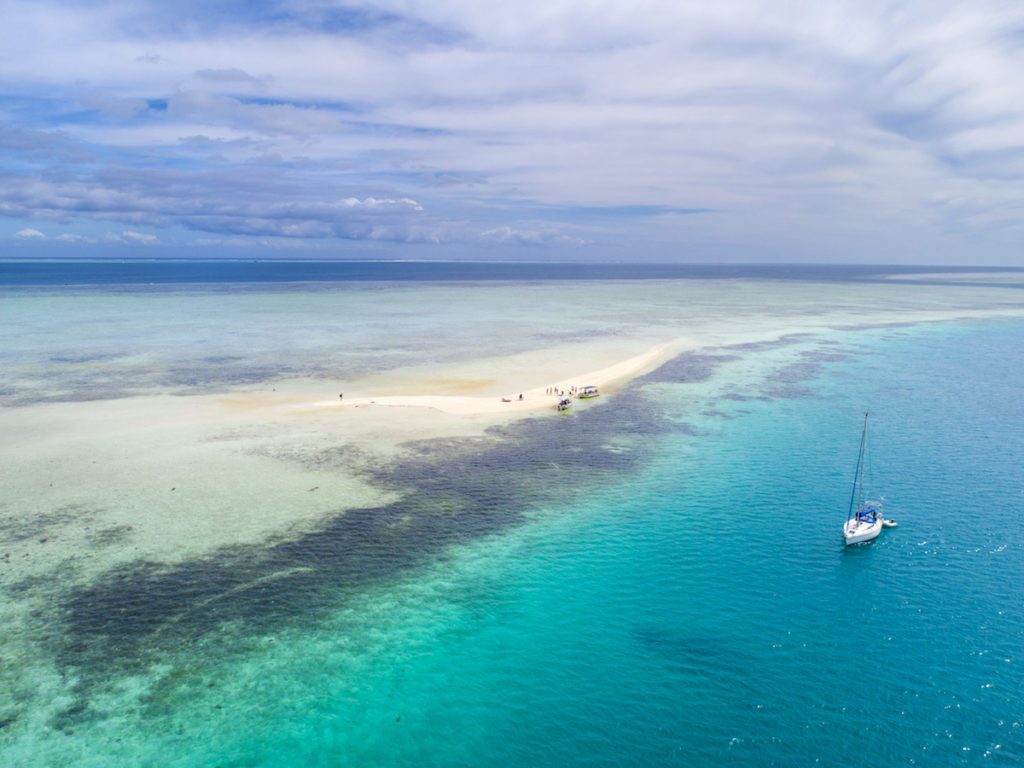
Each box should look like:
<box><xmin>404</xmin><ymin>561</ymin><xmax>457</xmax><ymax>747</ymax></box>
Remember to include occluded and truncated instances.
<box><xmin>1</xmin><ymin>264</ymin><xmax>1022</xmax><ymax>765</ymax></box>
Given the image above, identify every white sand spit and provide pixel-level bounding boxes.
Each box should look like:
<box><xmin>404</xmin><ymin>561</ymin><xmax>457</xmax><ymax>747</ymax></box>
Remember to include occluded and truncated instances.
<box><xmin>298</xmin><ymin>341</ymin><xmax>686</xmax><ymax>417</ymax></box>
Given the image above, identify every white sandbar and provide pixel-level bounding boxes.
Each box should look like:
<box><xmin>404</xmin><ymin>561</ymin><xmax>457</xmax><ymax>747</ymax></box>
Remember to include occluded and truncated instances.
<box><xmin>295</xmin><ymin>340</ymin><xmax>686</xmax><ymax>417</ymax></box>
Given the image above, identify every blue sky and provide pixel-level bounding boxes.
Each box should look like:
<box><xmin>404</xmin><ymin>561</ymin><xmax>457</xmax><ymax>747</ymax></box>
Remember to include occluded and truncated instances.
<box><xmin>2</xmin><ymin>0</ymin><xmax>1023</xmax><ymax>263</ymax></box>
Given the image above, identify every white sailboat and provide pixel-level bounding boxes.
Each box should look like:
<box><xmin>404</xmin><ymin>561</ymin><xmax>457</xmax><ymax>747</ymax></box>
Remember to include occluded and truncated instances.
<box><xmin>842</xmin><ymin>413</ymin><xmax>884</xmax><ymax>545</ymax></box>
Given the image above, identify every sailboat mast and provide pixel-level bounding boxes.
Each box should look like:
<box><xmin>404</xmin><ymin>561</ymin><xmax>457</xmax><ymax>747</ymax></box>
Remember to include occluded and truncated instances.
<box><xmin>847</xmin><ymin>412</ymin><xmax>868</xmax><ymax>521</ymax></box>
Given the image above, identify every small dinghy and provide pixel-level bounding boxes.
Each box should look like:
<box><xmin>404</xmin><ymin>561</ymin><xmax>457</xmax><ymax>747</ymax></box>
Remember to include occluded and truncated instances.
<box><xmin>882</xmin><ymin>519</ymin><xmax>898</xmax><ymax>528</ymax></box>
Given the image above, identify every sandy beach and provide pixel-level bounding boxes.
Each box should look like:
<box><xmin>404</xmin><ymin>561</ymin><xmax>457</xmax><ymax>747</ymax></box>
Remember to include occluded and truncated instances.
<box><xmin>295</xmin><ymin>339</ymin><xmax>688</xmax><ymax>417</ymax></box>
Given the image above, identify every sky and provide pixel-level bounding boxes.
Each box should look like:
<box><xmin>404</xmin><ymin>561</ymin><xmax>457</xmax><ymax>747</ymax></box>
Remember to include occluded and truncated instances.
<box><xmin>2</xmin><ymin>0</ymin><xmax>1023</xmax><ymax>264</ymax></box>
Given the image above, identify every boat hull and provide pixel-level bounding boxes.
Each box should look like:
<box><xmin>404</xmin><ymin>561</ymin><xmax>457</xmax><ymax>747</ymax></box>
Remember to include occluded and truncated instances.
<box><xmin>843</xmin><ymin>517</ymin><xmax>882</xmax><ymax>545</ymax></box>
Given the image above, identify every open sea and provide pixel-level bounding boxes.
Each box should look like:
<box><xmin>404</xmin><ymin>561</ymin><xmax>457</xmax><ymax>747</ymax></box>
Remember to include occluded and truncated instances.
<box><xmin>1</xmin><ymin>261</ymin><xmax>1023</xmax><ymax>766</ymax></box>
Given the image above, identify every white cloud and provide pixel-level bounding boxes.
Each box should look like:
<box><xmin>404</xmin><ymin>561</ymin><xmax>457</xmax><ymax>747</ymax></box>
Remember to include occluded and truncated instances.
<box><xmin>196</xmin><ymin>67</ymin><xmax>265</xmax><ymax>86</ymax></box>
<box><xmin>481</xmin><ymin>225</ymin><xmax>587</xmax><ymax>247</ymax></box>
<box><xmin>341</xmin><ymin>197</ymin><xmax>424</xmax><ymax>211</ymax></box>
<box><xmin>166</xmin><ymin>91</ymin><xmax>341</xmax><ymax>137</ymax></box>
<box><xmin>103</xmin><ymin>230</ymin><xmax>159</xmax><ymax>244</ymax></box>
<box><xmin>14</xmin><ymin>227</ymin><xmax>45</xmax><ymax>238</ymax></box>
<box><xmin>80</xmin><ymin>91</ymin><xmax>149</xmax><ymax>119</ymax></box>
<box><xmin>122</xmin><ymin>230</ymin><xmax>158</xmax><ymax>243</ymax></box>
<box><xmin>1</xmin><ymin>0</ymin><xmax>1023</xmax><ymax>261</ymax></box>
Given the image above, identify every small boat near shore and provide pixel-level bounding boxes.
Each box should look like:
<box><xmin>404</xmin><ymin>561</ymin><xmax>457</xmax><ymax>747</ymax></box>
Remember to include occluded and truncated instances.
<box><xmin>556</xmin><ymin>396</ymin><xmax>572</xmax><ymax>411</ymax></box>
<box><xmin>579</xmin><ymin>385</ymin><xmax>599</xmax><ymax>398</ymax></box>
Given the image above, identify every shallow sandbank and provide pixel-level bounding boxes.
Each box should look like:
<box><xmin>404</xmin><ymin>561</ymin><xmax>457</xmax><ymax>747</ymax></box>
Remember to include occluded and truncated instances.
<box><xmin>879</xmin><ymin>271</ymin><xmax>1024</xmax><ymax>283</ymax></box>
<box><xmin>3</xmin><ymin>278</ymin><xmax>1023</xmax><ymax>583</ymax></box>
<box><xmin>295</xmin><ymin>340</ymin><xmax>687</xmax><ymax>417</ymax></box>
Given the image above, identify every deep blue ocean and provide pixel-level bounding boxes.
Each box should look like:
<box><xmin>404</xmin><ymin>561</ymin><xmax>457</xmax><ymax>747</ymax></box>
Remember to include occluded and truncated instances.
<box><xmin>2</xmin><ymin>258</ymin><xmax>1023</xmax><ymax>287</ymax></box>
<box><xmin>1</xmin><ymin>262</ymin><xmax>1022</xmax><ymax>766</ymax></box>
<box><xmin>616</xmin><ymin>320</ymin><xmax>1024</xmax><ymax>765</ymax></box>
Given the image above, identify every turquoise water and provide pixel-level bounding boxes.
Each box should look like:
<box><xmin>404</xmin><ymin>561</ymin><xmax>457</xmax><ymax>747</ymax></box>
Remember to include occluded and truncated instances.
<box><xmin>2</xmin><ymin>279</ymin><xmax>1023</xmax><ymax>765</ymax></box>
<box><xmin>322</xmin><ymin>320</ymin><xmax>1024</xmax><ymax>767</ymax></box>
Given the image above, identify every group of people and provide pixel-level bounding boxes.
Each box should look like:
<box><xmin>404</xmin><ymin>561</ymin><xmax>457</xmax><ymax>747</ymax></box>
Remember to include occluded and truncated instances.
<box><xmin>545</xmin><ymin>386</ymin><xmax>577</xmax><ymax>396</ymax></box>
